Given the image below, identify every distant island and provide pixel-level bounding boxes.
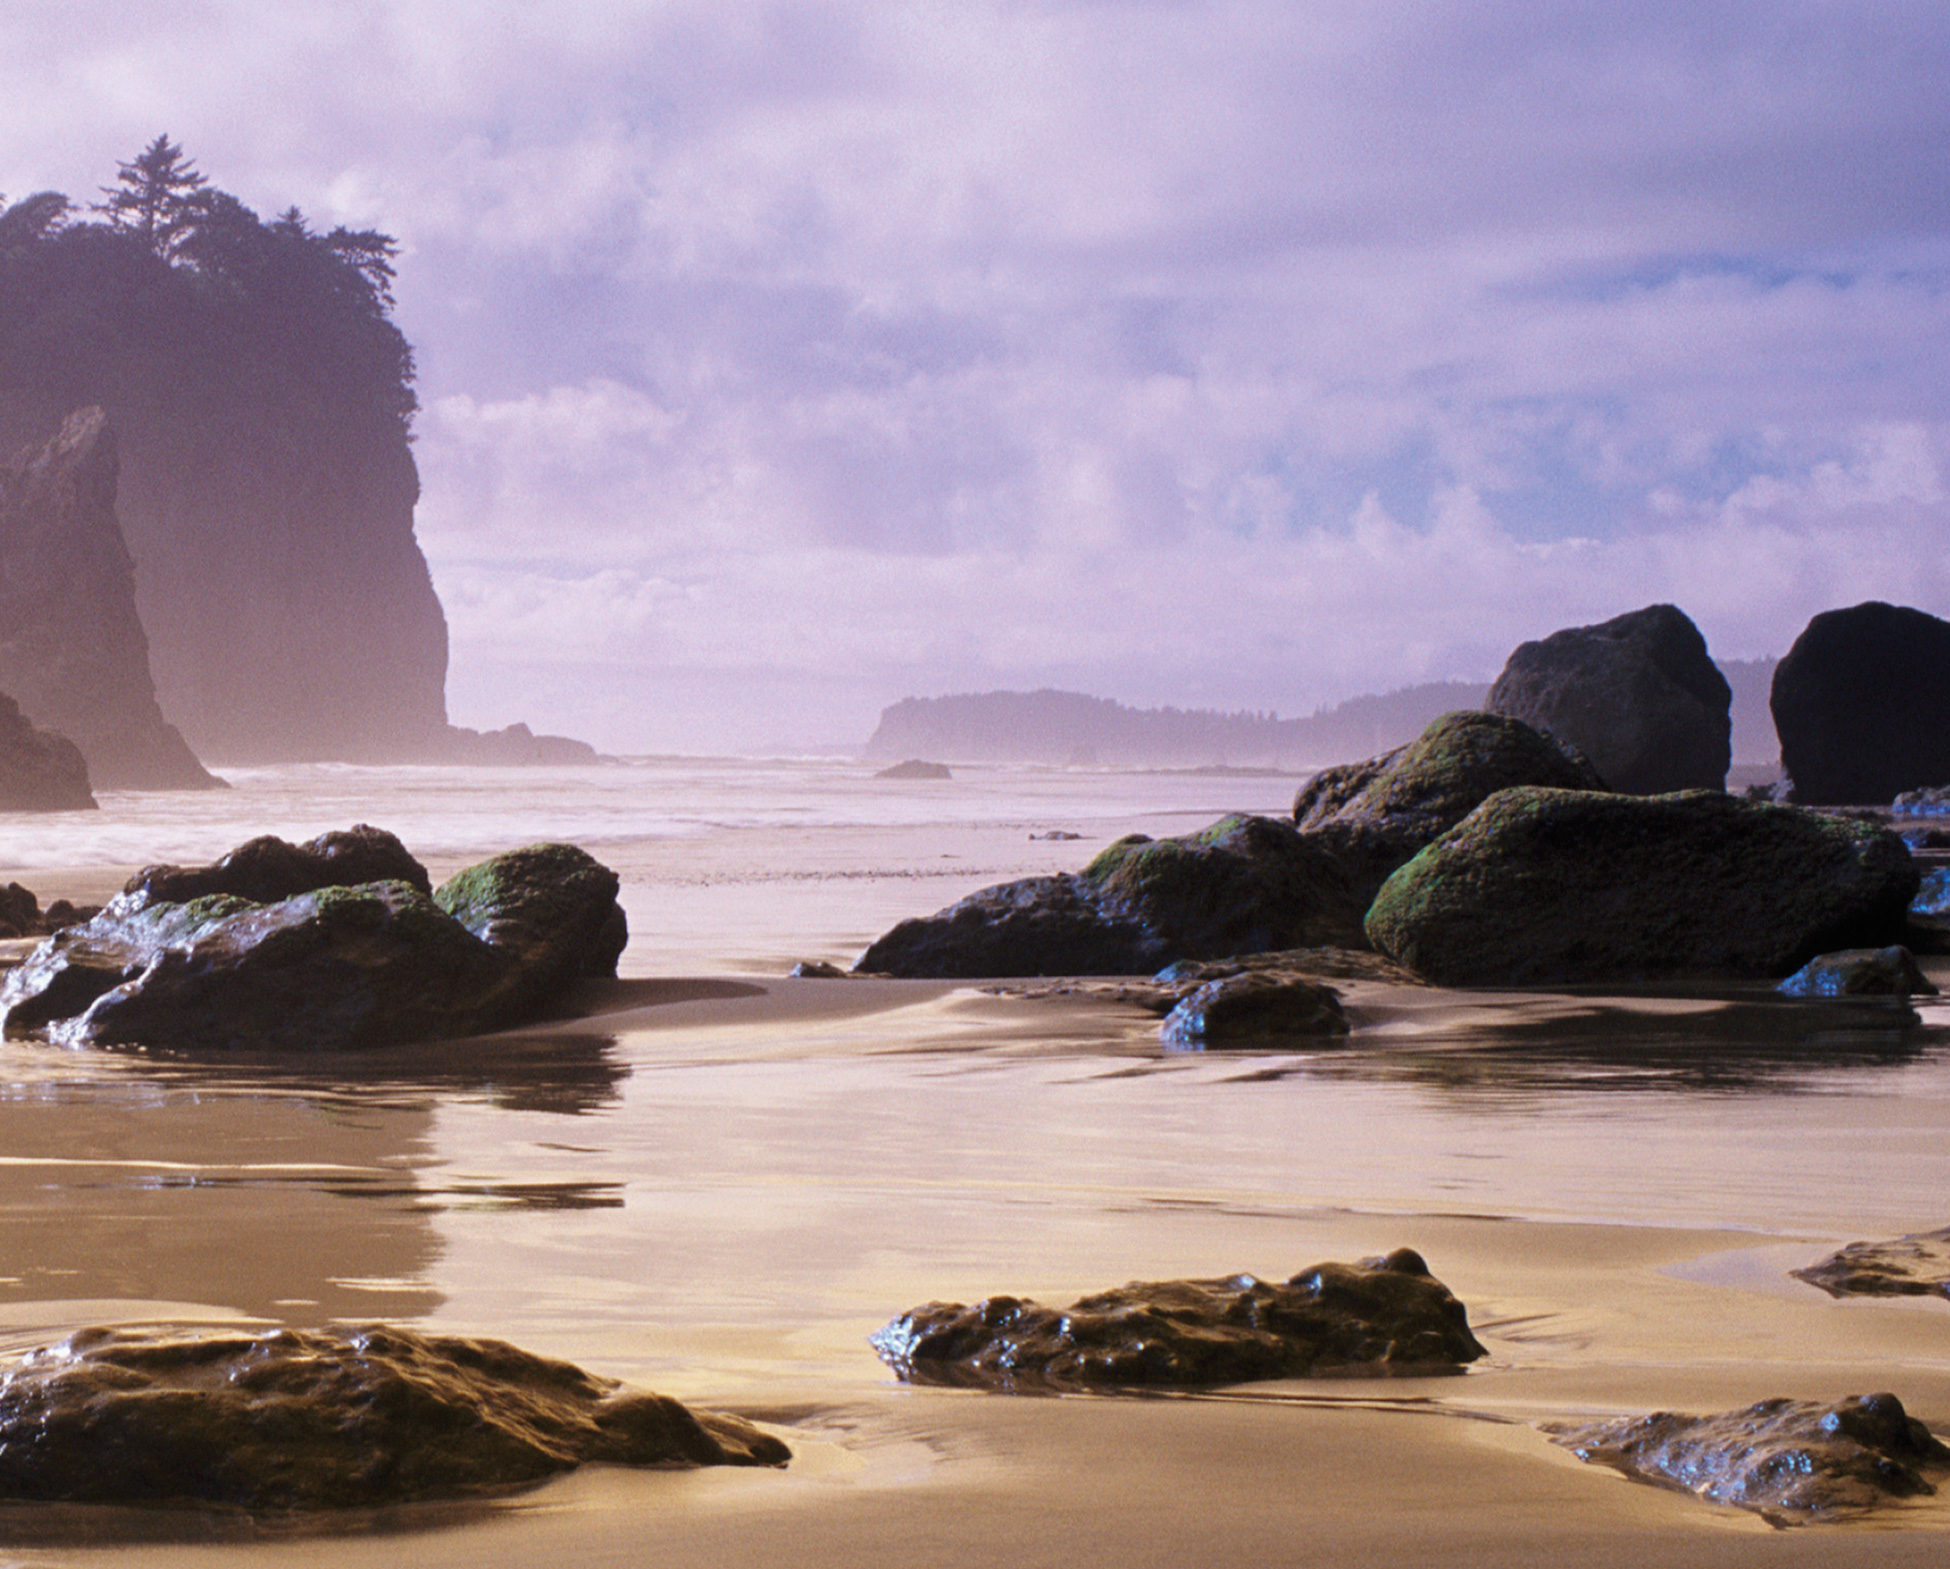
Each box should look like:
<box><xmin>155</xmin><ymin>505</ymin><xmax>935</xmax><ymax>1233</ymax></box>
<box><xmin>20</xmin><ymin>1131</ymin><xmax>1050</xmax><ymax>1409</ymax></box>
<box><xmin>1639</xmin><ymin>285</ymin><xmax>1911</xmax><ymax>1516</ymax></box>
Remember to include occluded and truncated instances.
<box><xmin>864</xmin><ymin>660</ymin><xmax>1785</xmax><ymax>771</ymax></box>
<box><xmin>861</xmin><ymin>683</ymin><xmax>1493</xmax><ymax>768</ymax></box>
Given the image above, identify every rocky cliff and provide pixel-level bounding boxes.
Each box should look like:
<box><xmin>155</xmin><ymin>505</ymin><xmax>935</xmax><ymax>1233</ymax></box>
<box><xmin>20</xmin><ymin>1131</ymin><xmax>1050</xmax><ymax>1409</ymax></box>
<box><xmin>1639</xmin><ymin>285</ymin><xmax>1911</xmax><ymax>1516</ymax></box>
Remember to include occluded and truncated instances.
<box><xmin>0</xmin><ymin>408</ymin><xmax>218</xmax><ymax>789</ymax></box>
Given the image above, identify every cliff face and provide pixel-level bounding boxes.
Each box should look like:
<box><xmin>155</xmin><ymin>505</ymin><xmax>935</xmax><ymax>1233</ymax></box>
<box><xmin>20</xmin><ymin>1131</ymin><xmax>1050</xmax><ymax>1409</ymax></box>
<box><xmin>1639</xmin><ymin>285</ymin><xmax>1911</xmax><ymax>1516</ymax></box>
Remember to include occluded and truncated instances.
<box><xmin>0</xmin><ymin>407</ymin><xmax>218</xmax><ymax>788</ymax></box>
<box><xmin>0</xmin><ymin>191</ymin><xmax>452</xmax><ymax>764</ymax></box>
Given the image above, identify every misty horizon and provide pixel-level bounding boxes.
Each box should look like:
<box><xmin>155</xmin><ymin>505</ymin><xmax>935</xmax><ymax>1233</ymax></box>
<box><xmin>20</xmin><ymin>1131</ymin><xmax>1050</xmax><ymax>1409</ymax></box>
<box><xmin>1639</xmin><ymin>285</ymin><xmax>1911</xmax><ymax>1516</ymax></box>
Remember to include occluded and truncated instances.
<box><xmin>4</xmin><ymin>4</ymin><xmax>1945</xmax><ymax>755</ymax></box>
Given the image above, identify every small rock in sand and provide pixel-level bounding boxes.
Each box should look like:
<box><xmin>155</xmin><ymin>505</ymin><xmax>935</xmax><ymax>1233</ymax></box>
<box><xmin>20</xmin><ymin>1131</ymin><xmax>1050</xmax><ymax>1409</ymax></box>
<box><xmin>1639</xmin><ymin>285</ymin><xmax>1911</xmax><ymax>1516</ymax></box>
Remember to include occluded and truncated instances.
<box><xmin>1793</xmin><ymin>1227</ymin><xmax>1950</xmax><ymax>1301</ymax></box>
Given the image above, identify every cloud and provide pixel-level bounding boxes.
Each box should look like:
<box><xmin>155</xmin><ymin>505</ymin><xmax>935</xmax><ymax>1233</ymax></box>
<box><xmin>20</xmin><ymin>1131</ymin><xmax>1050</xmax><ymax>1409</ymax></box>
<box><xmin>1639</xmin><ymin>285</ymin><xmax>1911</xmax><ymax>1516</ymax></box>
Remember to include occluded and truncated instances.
<box><xmin>4</xmin><ymin>3</ymin><xmax>1949</xmax><ymax>750</ymax></box>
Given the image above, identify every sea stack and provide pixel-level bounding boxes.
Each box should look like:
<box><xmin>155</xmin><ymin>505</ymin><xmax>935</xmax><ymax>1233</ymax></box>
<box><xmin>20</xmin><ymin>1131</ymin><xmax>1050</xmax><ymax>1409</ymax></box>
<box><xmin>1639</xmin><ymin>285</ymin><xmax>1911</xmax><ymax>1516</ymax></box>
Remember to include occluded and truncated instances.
<box><xmin>0</xmin><ymin>409</ymin><xmax>219</xmax><ymax>789</ymax></box>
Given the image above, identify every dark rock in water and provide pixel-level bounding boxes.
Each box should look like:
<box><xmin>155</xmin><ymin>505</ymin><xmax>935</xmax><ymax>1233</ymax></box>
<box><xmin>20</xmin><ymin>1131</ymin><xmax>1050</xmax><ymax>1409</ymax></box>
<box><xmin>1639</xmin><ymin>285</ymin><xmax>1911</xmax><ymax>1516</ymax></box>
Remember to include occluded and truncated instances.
<box><xmin>871</xmin><ymin>1248</ymin><xmax>1485</xmax><ymax>1390</ymax></box>
<box><xmin>0</xmin><ymin>835</ymin><xmax>629</xmax><ymax>1051</ymax></box>
<box><xmin>1029</xmin><ymin>829</ymin><xmax>1082</xmax><ymax>840</ymax></box>
<box><xmin>0</xmin><ymin>409</ymin><xmax>220</xmax><ymax>790</ymax></box>
<box><xmin>0</xmin><ymin>1322</ymin><xmax>787</xmax><ymax>1509</ymax></box>
<box><xmin>1366</xmin><ymin>788</ymin><xmax>1918</xmax><ymax>985</ymax></box>
<box><xmin>1159</xmin><ymin>972</ymin><xmax>1349</xmax><ymax>1049</ymax></box>
<box><xmin>1772</xmin><ymin>603</ymin><xmax>1950</xmax><ymax>806</ymax></box>
<box><xmin>1895</xmin><ymin>786</ymin><xmax>1950</xmax><ymax>817</ymax></box>
<box><xmin>1484</xmin><ymin>604</ymin><xmax>1732</xmax><ymax>795</ymax></box>
<box><xmin>1793</xmin><ymin>1228</ymin><xmax>1950</xmax><ymax>1301</ymax></box>
<box><xmin>875</xmin><ymin>758</ymin><xmax>952</xmax><ymax>780</ymax></box>
<box><xmin>1777</xmin><ymin>946</ymin><xmax>1937</xmax><ymax>998</ymax></box>
<box><xmin>855</xmin><ymin>815</ymin><xmax>1363</xmax><ymax>978</ymax></box>
<box><xmin>0</xmin><ymin>692</ymin><xmax>95</xmax><ymax>811</ymax></box>
<box><xmin>788</xmin><ymin>959</ymin><xmax>847</xmax><ymax>978</ymax></box>
<box><xmin>434</xmin><ymin>843</ymin><xmax>629</xmax><ymax>1017</ymax></box>
<box><xmin>1293</xmin><ymin>712</ymin><xmax>1605</xmax><ymax>905</ymax></box>
<box><xmin>1546</xmin><ymin>1393</ymin><xmax>1950</xmax><ymax>1523</ymax></box>
<box><xmin>126</xmin><ymin>824</ymin><xmax>430</xmax><ymax>905</ymax></box>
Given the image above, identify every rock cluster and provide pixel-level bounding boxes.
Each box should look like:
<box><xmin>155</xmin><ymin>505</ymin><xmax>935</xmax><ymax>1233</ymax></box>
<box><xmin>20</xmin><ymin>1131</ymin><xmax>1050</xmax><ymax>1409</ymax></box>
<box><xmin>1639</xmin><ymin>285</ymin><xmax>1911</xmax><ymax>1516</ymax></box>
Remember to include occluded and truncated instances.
<box><xmin>1291</xmin><ymin>710</ymin><xmax>1605</xmax><ymax>905</ymax></box>
<box><xmin>1485</xmin><ymin>604</ymin><xmax>1732</xmax><ymax>794</ymax></box>
<box><xmin>870</xmin><ymin>1247</ymin><xmax>1485</xmax><ymax>1390</ymax></box>
<box><xmin>1547</xmin><ymin>1393</ymin><xmax>1950</xmax><ymax>1523</ymax></box>
<box><xmin>1365</xmin><ymin>788</ymin><xmax>1917</xmax><ymax>985</ymax></box>
<box><xmin>1772</xmin><ymin>602</ymin><xmax>1950</xmax><ymax>805</ymax></box>
<box><xmin>0</xmin><ymin>691</ymin><xmax>93</xmax><ymax>811</ymax></box>
<box><xmin>0</xmin><ymin>1322</ymin><xmax>786</xmax><ymax>1509</ymax></box>
<box><xmin>0</xmin><ymin>881</ymin><xmax>98</xmax><ymax>939</ymax></box>
<box><xmin>855</xmin><ymin>814</ymin><xmax>1363</xmax><ymax>978</ymax></box>
<box><xmin>0</xmin><ymin>409</ymin><xmax>219</xmax><ymax>790</ymax></box>
<box><xmin>1793</xmin><ymin>1227</ymin><xmax>1950</xmax><ymax>1302</ymax></box>
<box><xmin>1776</xmin><ymin>946</ymin><xmax>1936</xmax><ymax>998</ymax></box>
<box><xmin>0</xmin><ymin>827</ymin><xmax>628</xmax><ymax>1051</ymax></box>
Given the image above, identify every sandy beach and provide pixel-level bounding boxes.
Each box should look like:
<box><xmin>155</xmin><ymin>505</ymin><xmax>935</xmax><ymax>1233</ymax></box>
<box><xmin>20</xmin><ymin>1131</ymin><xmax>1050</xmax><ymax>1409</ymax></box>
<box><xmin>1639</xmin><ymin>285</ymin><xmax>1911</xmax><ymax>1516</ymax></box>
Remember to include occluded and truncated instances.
<box><xmin>1</xmin><ymin>760</ymin><xmax>1947</xmax><ymax>1564</ymax></box>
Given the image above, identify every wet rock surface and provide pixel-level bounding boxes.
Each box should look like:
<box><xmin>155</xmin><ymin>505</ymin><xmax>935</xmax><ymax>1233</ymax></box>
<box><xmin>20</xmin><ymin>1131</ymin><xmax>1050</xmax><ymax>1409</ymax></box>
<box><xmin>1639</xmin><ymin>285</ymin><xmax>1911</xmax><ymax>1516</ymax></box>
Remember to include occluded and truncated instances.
<box><xmin>870</xmin><ymin>1247</ymin><xmax>1486</xmax><ymax>1390</ymax></box>
<box><xmin>855</xmin><ymin>815</ymin><xmax>1364</xmax><ymax>978</ymax></box>
<box><xmin>0</xmin><ymin>832</ymin><xmax>628</xmax><ymax>1051</ymax></box>
<box><xmin>1546</xmin><ymin>1393</ymin><xmax>1950</xmax><ymax>1523</ymax></box>
<box><xmin>1292</xmin><ymin>711</ymin><xmax>1605</xmax><ymax>905</ymax></box>
<box><xmin>127</xmin><ymin>824</ymin><xmax>430</xmax><ymax>905</ymax></box>
<box><xmin>1772</xmin><ymin>602</ymin><xmax>1950</xmax><ymax>806</ymax></box>
<box><xmin>1777</xmin><ymin>945</ymin><xmax>1937</xmax><ymax>998</ymax></box>
<box><xmin>0</xmin><ymin>1322</ymin><xmax>787</xmax><ymax>1510</ymax></box>
<box><xmin>1158</xmin><ymin>972</ymin><xmax>1349</xmax><ymax>1048</ymax></box>
<box><xmin>1366</xmin><ymin>788</ymin><xmax>1918</xmax><ymax>985</ymax></box>
<box><xmin>1793</xmin><ymin>1228</ymin><xmax>1950</xmax><ymax>1301</ymax></box>
<box><xmin>1484</xmin><ymin>603</ymin><xmax>1732</xmax><ymax>795</ymax></box>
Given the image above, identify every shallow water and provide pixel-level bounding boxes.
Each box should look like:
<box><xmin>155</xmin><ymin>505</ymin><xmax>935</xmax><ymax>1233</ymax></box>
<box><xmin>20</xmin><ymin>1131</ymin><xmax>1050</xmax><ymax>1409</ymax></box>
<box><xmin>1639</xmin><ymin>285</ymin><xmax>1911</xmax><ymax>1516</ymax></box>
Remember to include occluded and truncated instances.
<box><xmin>1</xmin><ymin>762</ymin><xmax>1948</xmax><ymax>1563</ymax></box>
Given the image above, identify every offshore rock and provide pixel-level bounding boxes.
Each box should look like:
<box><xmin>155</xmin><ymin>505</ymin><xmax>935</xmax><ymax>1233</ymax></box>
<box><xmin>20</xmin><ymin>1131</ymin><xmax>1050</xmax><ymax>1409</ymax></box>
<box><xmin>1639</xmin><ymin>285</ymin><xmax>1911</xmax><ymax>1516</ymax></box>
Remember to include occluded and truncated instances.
<box><xmin>1485</xmin><ymin>604</ymin><xmax>1732</xmax><ymax>794</ymax></box>
<box><xmin>0</xmin><ymin>691</ymin><xmax>93</xmax><ymax>810</ymax></box>
<box><xmin>126</xmin><ymin>823</ymin><xmax>430</xmax><ymax>905</ymax></box>
<box><xmin>1793</xmin><ymin>1228</ymin><xmax>1950</xmax><ymax>1302</ymax></box>
<box><xmin>0</xmin><ymin>409</ymin><xmax>219</xmax><ymax>790</ymax></box>
<box><xmin>1158</xmin><ymin>972</ymin><xmax>1349</xmax><ymax>1049</ymax></box>
<box><xmin>870</xmin><ymin>1247</ymin><xmax>1485</xmax><ymax>1390</ymax></box>
<box><xmin>0</xmin><ymin>837</ymin><xmax>628</xmax><ymax>1050</ymax></box>
<box><xmin>874</xmin><ymin>758</ymin><xmax>952</xmax><ymax>780</ymax></box>
<box><xmin>1772</xmin><ymin>602</ymin><xmax>1950</xmax><ymax>805</ymax></box>
<box><xmin>1777</xmin><ymin>946</ymin><xmax>1937</xmax><ymax>998</ymax></box>
<box><xmin>0</xmin><ymin>1322</ymin><xmax>787</xmax><ymax>1509</ymax></box>
<box><xmin>1366</xmin><ymin>788</ymin><xmax>1918</xmax><ymax>985</ymax></box>
<box><xmin>854</xmin><ymin>815</ymin><xmax>1364</xmax><ymax>978</ymax></box>
<box><xmin>1292</xmin><ymin>711</ymin><xmax>1605</xmax><ymax>906</ymax></box>
<box><xmin>1546</xmin><ymin>1393</ymin><xmax>1950</xmax><ymax>1523</ymax></box>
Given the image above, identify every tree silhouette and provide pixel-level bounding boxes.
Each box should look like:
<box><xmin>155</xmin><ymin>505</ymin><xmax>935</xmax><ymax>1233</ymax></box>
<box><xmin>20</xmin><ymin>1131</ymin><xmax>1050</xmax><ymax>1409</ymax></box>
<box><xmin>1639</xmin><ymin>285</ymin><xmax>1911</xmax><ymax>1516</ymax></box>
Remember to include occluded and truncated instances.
<box><xmin>95</xmin><ymin>134</ymin><xmax>209</xmax><ymax>259</ymax></box>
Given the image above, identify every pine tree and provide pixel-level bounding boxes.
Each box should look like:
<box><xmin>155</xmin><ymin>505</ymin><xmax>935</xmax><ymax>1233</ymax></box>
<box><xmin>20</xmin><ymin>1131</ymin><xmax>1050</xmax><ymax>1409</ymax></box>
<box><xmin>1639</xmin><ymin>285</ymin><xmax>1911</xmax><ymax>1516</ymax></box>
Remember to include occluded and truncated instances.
<box><xmin>95</xmin><ymin>134</ymin><xmax>209</xmax><ymax>260</ymax></box>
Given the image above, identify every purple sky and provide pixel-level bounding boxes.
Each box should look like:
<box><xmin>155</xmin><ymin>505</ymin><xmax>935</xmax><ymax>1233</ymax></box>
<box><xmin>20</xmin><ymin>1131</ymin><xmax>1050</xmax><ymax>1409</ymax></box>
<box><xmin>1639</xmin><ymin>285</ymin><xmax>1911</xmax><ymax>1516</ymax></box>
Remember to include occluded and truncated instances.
<box><xmin>4</xmin><ymin>1</ymin><xmax>1947</xmax><ymax>752</ymax></box>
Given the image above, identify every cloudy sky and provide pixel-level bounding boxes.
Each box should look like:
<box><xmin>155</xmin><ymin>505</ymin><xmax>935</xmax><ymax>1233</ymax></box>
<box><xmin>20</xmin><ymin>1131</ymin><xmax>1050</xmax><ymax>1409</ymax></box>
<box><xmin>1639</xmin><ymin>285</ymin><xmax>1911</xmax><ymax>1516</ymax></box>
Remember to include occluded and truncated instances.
<box><xmin>4</xmin><ymin>1</ymin><xmax>1947</xmax><ymax>752</ymax></box>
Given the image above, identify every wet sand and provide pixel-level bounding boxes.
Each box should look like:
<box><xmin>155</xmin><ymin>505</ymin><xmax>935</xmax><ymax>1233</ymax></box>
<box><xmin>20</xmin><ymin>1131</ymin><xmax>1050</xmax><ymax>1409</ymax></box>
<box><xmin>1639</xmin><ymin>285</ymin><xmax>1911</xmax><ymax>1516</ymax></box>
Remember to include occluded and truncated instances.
<box><xmin>1</xmin><ymin>773</ymin><xmax>1948</xmax><ymax>1563</ymax></box>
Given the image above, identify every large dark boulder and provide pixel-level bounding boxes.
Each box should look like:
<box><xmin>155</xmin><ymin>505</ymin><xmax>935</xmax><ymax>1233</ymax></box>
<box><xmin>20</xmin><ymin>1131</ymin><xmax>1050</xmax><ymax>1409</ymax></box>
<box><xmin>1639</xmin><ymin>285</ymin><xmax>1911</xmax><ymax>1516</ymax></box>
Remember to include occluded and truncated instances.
<box><xmin>855</xmin><ymin>814</ymin><xmax>1363</xmax><ymax>978</ymax></box>
<box><xmin>1292</xmin><ymin>711</ymin><xmax>1605</xmax><ymax>905</ymax></box>
<box><xmin>0</xmin><ymin>834</ymin><xmax>628</xmax><ymax>1051</ymax></box>
<box><xmin>0</xmin><ymin>1322</ymin><xmax>786</xmax><ymax>1509</ymax></box>
<box><xmin>1772</xmin><ymin>602</ymin><xmax>1950</xmax><ymax>805</ymax></box>
<box><xmin>871</xmin><ymin>1248</ymin><xmax>1485</xmax><ymax>1390</ymax></box>
<box><xmin>0</xmin><ymin>409</ymin><xmax>220</xmax><ymax>790</ymax></box>
<box><xmin>1546</xmin><ymin>1394</ymin><xmax>1950</xmax><ymax>1523</ymax></box>
<box><xmin>1365</xmin><ymin>788</ymin><xmax>1917</xmax><ymax>985</ymax></box>
<box><xmin>126</xmin><ymin>823</ymin><xmax>430</xmax><ymax>904</ymax></box>
<box><xmin>0</xmin><ymin>690</ymin><xmax>93</xmax><ymax>810</ymax></box>
<box><xmin>1485</xmin><ymin>604</ymin><xmax>1731</xmax><ymax>794</ymax></box>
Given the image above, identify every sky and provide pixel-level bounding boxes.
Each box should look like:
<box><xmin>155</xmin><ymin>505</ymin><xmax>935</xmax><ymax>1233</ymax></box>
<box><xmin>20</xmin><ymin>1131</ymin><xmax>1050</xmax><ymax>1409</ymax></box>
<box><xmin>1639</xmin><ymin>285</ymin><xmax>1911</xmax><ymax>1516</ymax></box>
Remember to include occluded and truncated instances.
<box><xmin>3</xmin><ymin>1</ymin><xmax>1948</xmax><ymax>754</ymax></box>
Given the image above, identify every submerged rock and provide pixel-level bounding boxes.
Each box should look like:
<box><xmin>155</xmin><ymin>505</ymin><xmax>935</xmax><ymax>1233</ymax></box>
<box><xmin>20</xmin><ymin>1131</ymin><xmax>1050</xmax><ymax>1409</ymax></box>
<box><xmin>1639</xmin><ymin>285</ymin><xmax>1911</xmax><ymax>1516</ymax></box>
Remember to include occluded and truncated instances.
<box><xmin>870</xmin><ymin>1247</ymin><xmax>1485</xmax><ymax>1390</ymax></box>
<box><xmin>0</xmin><ymin>832</ymin><xmax>628</xmax><ymax>1051</ymax></box>
<box><xmin>1292</xmin><ymin>711</ymin><xmax>1605</xmax><ymax>905</ymax></box>
<box><xmin>0</xmin><ymin>693</ymin><xmax>96</xmax><ymax>812</ymax></box>
<box><xmin>1772</xmin><ymin>602</ymin><xmax>1950</xmax><ymax>806</ymax></box>
<box><xmin>1365</xmin><ymin>788</ymin><xmax>1917</xmax><ymax>985</ymax></box>
<box><xmin>1777</xmin><ymin>946</ymin><xmax>1937</xmax><ymax>998</ymax></box>
<box><xmin>1158</xmin><ymin>972</ymin><xmax>1349</xmax><ymax>1049</ymax></box>
<box><xmin>0</xmin><ymin>1322</ymin><xmax>787</xmax><ymax>1509</ymax></box>
<box><xmin>1793</xmin><ymin>1228</ymin><xmax>1950</xmax><ymax>1302</ymax></box>
<box><xmin>1484</xmin><ymin>604</ymin><xmax>1732</xmax><ymax>795</ymax></box>
<box><xmin>855</xmin><ymin>814</ymin><xmax>1363</xmax><ymax>978</ymax></box>
<box><xmin>127</xmin><ymin>823</ymin><xmax>430</xmax><ymax>905</ymax></box>
<box><xmin>1546</xmin><ymin>1393</ymin><xmax>1950</xmax><ymax>1523</ymax></box>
